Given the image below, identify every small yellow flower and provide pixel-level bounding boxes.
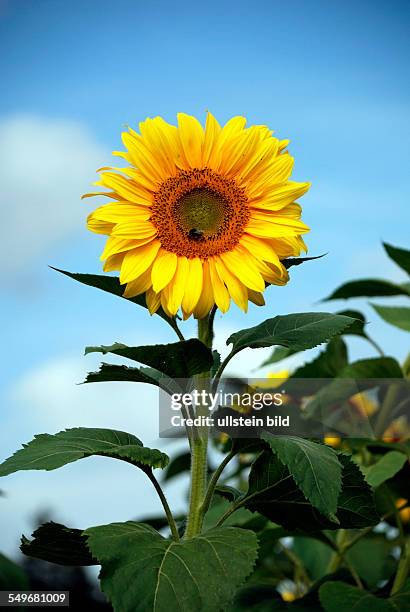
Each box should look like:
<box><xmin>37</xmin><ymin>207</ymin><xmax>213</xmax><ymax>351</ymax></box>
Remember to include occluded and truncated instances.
<box><xmin>323</xmin><ymin>434</ymin><xmax>341</xmax><ymax>448</ymax></box>
<box><xmin>350</xmin><ymin>392</ymin><xmax>377</xmax><ymax>417</ymax></box>
<box><xmin>281</xmin><ymin>590</ymin><xmax>296</xmax><ymax>602</ymax></box>
<box><xmin>396</xmin><ymin>498</ymin><xmax>410</xmax><ymax>524</ymax></box>
<box><xmin>86</xmin><ymin>113</ymin><xmax>310</xmax><ymax>318</ymax></box>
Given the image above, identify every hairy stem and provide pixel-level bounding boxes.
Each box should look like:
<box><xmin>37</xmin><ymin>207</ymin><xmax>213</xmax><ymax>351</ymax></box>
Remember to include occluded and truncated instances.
<box><xmin>184</xmin><ymin>314</ymin><xmax>213</xmax><ymax>539</ymax></box>
<box><xmin>200</xmin><ymin>450</ymin><xmax>236</xmax><ymax>519</ymax></box>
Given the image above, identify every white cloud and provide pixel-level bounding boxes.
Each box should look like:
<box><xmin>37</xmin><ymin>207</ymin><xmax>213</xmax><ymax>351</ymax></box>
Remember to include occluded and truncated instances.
<box><xmin>0</xmin><ymin>115</ymin><xmax>107</xmax><ymax>273</ymax></box>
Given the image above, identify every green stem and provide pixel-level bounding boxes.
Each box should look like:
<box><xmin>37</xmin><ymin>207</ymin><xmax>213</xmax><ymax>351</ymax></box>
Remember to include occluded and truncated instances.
<box><xmin>184</xmin><ymin>314</ymin><xmax>213</xmax><ymax>539</ymax></box>
<box><xmin>200</xmin><ymin>450</ymin><xmax>236</xmax><ymax>519</ymax></box>
<box><xmin>391</xmin><ymin>538</ymin><xmax>410</xmax><ymax>595</ymax></box>
<box><xmin>146</xmin><ymin>470</ymin><xmax>180</xmax><ymax>541</ymax></box>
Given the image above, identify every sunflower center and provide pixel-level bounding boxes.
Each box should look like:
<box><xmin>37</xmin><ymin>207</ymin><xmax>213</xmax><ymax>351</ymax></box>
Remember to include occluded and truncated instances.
<box><xmin>150</xmin><ymin>168</ymin><xmax>249</xmax><ymax>258</ymax></box>
<box><xmin>174</xmin><ymin>188</ymin><xmax>226</xmax><ymax>238</ymax></box>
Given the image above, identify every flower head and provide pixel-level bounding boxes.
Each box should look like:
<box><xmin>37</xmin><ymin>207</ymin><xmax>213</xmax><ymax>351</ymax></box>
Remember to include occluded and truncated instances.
<box><xmin>86</xmin><ymin>113</ymin><xmax>310</xmax><ymax>318</ymax></box>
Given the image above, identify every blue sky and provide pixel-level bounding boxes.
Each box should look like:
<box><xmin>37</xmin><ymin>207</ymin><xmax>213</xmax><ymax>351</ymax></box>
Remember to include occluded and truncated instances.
<box><xmin>0</xmin><ymin>0</ymin><xmax>409</xmax><ymax>557</ymax></box>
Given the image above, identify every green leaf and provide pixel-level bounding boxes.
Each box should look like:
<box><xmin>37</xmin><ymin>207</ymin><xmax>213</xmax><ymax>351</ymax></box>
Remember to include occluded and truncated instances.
<box><xmin>319</xmin><ymin>581</ymin><xmax>394</xmax><ymax>612</ymax></box>
<box><xmin>0</xmin><ymin>428</ymin><xmax>169</xmax><ymax>476</ymax></box>
<box><xmin>243</xmin><ymin>451</ymin><xmax>378</xmax><ymax>531</ymax></box>
<box><xmin>21</xmin><ymin>522</ymin><xmax>96</xmax><ymax>565</ymax></box>
<box><xmin>323</xmin><ymin>279</ymin><xmax>410</xmax><ymax>300</ymax></box>
<box><xmin>291</xmin><ymin>336</ymin><xmax>348</xmax><ymax>379</ymax></box>
<box><xmin>336</xmin><ymin>309</ymin><xmax>368</xmax><ymax>337</ymax></box>
<box><xmin>51</xmin><ymin>267</ymin><xmax>179</xmax><ymax>327</ymax></box>
<box><xmin>0</xmin><ymin>553</ymin><xmax>29</xmax><ymax>590</ymax></box>
<box><xmin>84</xmin><ymin>363</ymin><xmax>163</xmax><ymax>386</ymax></box>
<box><xmin>85</xmin><ymin>522</ymin><xmax>258</xmax><ymax>612</ymax></box>
<box><xmin>162</xmin><ymin>451</ymin><xmax>191</xmax><ymax>482</ymax></box>
<box><xmin>228</xmin><ymin>312</ymin><xmax>356</xmax><ymax>353</ymax></box>
<box><xmin>261</xmin><ymin>434</ymin><xmax>342</xmax><ymax>520</ymax></box>
<box><xmin>85</xmin><ymin>339</ymin><xmax>214</xmax><ymax>378</ymax></box>
<box><xmin>282</xmin><ymin>254</ymin><xmax>326</xmax><ymax>269</ymax></box>
<box><xmin>363</xmin><ymin>451</ymin><xmax>407</xmax><ymax>488</ymax></box>
<box><xmin>371</xmin><ymin>304</ymin><xmax>410</xmax><ymax>332</ymax></box>
<box><xmin>383</xmin><ymin>242</ymin><xmax>410</xmax><ymax>276</ymax></box>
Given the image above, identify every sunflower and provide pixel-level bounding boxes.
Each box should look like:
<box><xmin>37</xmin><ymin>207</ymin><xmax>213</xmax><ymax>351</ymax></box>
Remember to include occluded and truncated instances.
<box><xmin>85</xmin><ymin>113</ymin><xmax>310</xmax><ymax>319</ymax></box>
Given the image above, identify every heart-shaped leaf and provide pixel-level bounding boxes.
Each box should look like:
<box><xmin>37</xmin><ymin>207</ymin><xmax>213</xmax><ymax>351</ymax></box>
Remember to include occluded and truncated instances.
<box><xmin>85</xmin><ymin>522</ymin><xmax>258</xmax><ymax>612</ymax></box>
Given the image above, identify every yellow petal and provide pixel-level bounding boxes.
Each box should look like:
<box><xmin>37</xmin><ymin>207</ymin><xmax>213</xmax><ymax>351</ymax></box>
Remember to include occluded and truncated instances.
<box><xmin>122</xmin><ymin>130</ymin><xmax>166</xmax><ymax>185</ymax></box>
<box><xmin>138</xmin><ymin>118</ymin><xmax>177</xmax><ymax>177</ymax></box>
<box><xmin>177</xmin><ymin>113</ymin><xmax>204</xmax><ymax>168</ymax></box>
<box><xmin>253</xmin><ymin>258</ymin><xmax>289</xmax><ymax>285</ymax></box>
<box><xmin>166</xmin><ymin>256</ymin><xmax>189</xmax><ymax>315</ymax></box>
<box><xmin>209</xmin><ymin>259</ymin><xmax>230</xmax><ymax>313</ymax></box>
<box><xmin>194</xmin><ymin>261</ymin><xmax>214</xmax><ymax>319</ymax></box>
<box><xmin>238</xmin><ymin>137</ymin><xmax>279</xmax><ymax>184</ymax></box>
<box><xmin>220</xmin><ymin>247</ymin><xmax>265</xmax><ymax>292</ymax></box>
<box><xmin>248</xmin><ymin>289</ymin><xmax>265</xmax><ymax>306</ymax></box>
<box><xmin>123</xmin><ymin>265</ymin><xmax>153</xmax><ymax>297</ymax></box>
<box><xmin>98</xmin><ymin>172</ymin><xmax>153</xmax><ymax>203</ymax></box>
<box><xmin>120</xmin><ymin>240</ymin><xmax>161</xmax><ymax>284</ymax></box>
<box><xmin>146</xmin><ymin>287</ymin><xmax>161</xmax><ymax>314</ymax></box>
<box><xmin>87</xmin><ymin>218</ymin><xmax>114</xmax><ymax>235</ymax></box>
<box><xmin>240</xmin><ymin>234</ymin><xmax>281</xmax><ymax>269</ymax></box>
<box><xmin>250</xmin><ymin>181</ymin><xmax>311</xmax><ymax>210</ymax></box>
<box><xmin>103</xmin><ymin>253</ymin><xmax>124</xmax><ymax>272</ymax></box>
<box><xmin>181</xmin><ymin>257</ymin><xmax>203</xmax><ymax>315</ymax></box>
<box><xmin>100</xmin><ymin>237</ymin><xmax>144</xmax><ymax>260</ymax></box>
<box><xmin>207</xmin><ymin>116</ymin><xmax>246</xmax><ymax>170</ymax></box>
<box><xmin>245</xmin><ymin>216</ymin><xmax>309</xmax><ymax>238</ymax></box>
<box><xmin>112</xmin><ymin>220</ymin><xmax>157</xmax><ymax>240</ymax></box>
<box><xmin>202</xmin><ymin>111</ymin><xmax>222</xmax><ymax>166</ymax></box>
<box><xmin>151</xmin><ymin>249</ymin><xmax>178</xmax><ymax>292</ymax></box>
<box><xmin>214</xmin><ymin>256</ymin><xmax>248</xmax><ymax>312</ymax></box>
<box><xmin>88</xmin><ymin>203</ymin><xmax>151</xmax><ymax>224</ymax></box>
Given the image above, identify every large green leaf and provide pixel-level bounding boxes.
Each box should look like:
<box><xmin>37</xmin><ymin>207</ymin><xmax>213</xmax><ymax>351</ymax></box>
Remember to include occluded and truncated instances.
<box><xmin>52</xmin><ymin>267</ymin><xmax>180</xmax><ymax>328</ymax></box>
<box><xmin>85</xmin><ymin>339</ymin><xmax>213</xmax><ymax>378</ymax></box>
<box><xmin>323</xmin><ymin>279</ymin><xmax>410</xmax><ymax>301</ymax></box>
<box><xmin>242</xmin><ymin>451</ymin><xmax>378</xmax><ymax>531</ymax></box>
<box><xmin>261</xmin><ymin>434</ymin><xmax>342</xmax><ymax>520</ymax></box>
<box><xmin>227</xmin><ymin>313</ymin><xmax>355</xmax><ymax>354</ymax></box>
<box><xmin>84</xmin><ymin>363</ymin><xmax>165</xmax><ymax>387</ymax></box>
<box><xmin>371</xmin><ymin>304</ymin><xmax>410</xmax><ymax>332</ymax></box>
<box><xmin>383</xmin><ymin>242</ymin><xmax>410</xmax><ymax>276</ymax></box>
<box><xmin>363</xmin><ymin>450</ymin><xmax>407</xmax><ymax>489</ymax></box>
<box><xmin>85</xmin><ymin>522</ymin><xmax>258</xmax><ymax>612</ymax></box>
<box><xmin>0</xmin><ymin>428</ymin><xmax>169</xmax><ymax>476</ymax></box>
<box><xmin>21</xmin><ymin>522</ymin><xmax>96</xmax><ymax>565</ymax></box>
